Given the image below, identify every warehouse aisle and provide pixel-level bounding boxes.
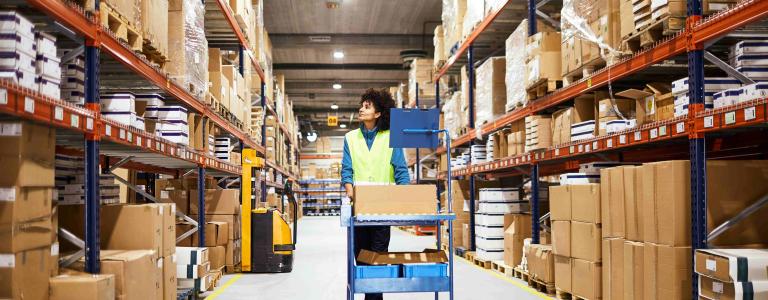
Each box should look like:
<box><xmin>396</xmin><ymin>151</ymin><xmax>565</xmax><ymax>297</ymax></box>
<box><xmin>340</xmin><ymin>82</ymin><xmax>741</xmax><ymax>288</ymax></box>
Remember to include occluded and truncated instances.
<box><xmin>204</xmin><ymin>217</ymin><xmax>551</xmax><ymax>300</ymax></box>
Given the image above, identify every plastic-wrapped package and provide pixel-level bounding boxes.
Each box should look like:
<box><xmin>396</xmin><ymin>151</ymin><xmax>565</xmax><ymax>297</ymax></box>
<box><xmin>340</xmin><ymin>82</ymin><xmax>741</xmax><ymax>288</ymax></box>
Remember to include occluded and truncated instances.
<box><xmin>168</xmin><ymin>0</ymin><xmax>209</xmax><ymax>101</ymax></box>
<box><xmin>463</xmin><ymin>1</ymin><xmax>485</xmax><ymax>38</ymax></box>
<box><xmin>434</xmin><ymin>25</ymin><xmax>445</xmax><ymax>68</ymax></box>
<box><xmin>442</xmin><ymin>0</ymin><xmax>467</xmax><ymax>58</ymax></box>
<box><xmin>408</xmin><ymin>58</ymin><xmax>434</xmax><ymax>104</ymax></box>
<box><xmin>475</xmin><ymin>57</ymin><xmax>506</xmax><ymax>134</ymax></box>
<box><xmin>484</xmin><ymin>0</ymin><xmax>506</xmax><ymax>14</ymax></box>
<box><xmin>561</xmin><ymin>0</ymin><xmax>623</xmax><ymax>66</ymax></box>
<box><xmin>505</xmin><ymin>20</ymin><xmax>528</xmax><ymax>112</ymax></box>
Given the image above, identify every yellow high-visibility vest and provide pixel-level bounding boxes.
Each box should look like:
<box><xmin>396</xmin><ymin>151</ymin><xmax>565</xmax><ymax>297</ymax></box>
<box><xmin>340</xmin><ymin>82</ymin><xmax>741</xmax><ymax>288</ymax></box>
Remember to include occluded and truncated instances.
<box><xmin>345</xmin><ymin>128</ymin><xmax>395</xmax><ymax>184</ymax></box>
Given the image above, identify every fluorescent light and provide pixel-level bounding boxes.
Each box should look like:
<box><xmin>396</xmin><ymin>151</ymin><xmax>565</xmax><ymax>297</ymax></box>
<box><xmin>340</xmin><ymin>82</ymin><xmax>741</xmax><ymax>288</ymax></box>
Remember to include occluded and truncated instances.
<box><xmin>340</xmin><ymin>124</ymin><xmax>347</xmax><ymax>128</ymax></box>
<box><xmin>331</xmin><ymin>103</ymin><xmax>339</xmax><ymax>110</ymax></box>
<box><xmin>333</xmin><ymin>50</ymin><xmax>345</xmax><ymax>59</ymax></box>
<box><xmin>332</xmin><ymin>83</ymin><xmax>342</xmax><ymax>89</ymax></box>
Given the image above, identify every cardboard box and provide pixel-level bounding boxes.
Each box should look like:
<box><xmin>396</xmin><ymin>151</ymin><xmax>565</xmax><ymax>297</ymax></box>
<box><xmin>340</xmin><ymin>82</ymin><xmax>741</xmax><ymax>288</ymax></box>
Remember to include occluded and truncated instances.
<box><xmin>79</xmin><ymin>250</ymin><xmax>159</xmax><ymax>300</ymax></box>
<box><xmin>555</xmin><ymin>255</ymin><xmax>573</xmax><ymax>292</ymax></box>
<box><xmin>695</xmin><ymin>249</ymin><xmax>768</xmax><ymax>283</ymax></box>
<box><xmin>357</xmin><ymin>249</ymin><xmax>448</xmax><ymax>265</ymax></box>
<box><xmin>49</xmin><ymin>273</ymin><xmax>115</xmax><ymax>300</ymax></box>
<box><xmin>101</xmin><ymin>204</ymin><xmax>169</xmax><ymax>257</ymax></box>
<box><xmin>645</xmin><ymin>243</ymin><xmax>692</xmax><ymax>300</ymax></box>
<box><xmin>189</xmin><ymin>189</ymin><xmax>241</xmax><ymax>215</ymax></box>
<box><xmin>624</xmin><ymin>166</ymin><xmax>644</xmax><ymax>242</ymax></box>
<box><xmin>573</xmin><ymin>258</ymin><xmax>602</xmax><ymax>300</ymax></box>
<box><xmin>601</xmin><ymin>167</ymin><xmax>626</xmax><ymax>238</ymax></box>
<box><xmin>528</xmin><ymin>244</ymin><xmax>555</xmax><ymax>283</ymax></box>
<box><xmin>0</xmin><ymin>121</ymin><xmax>56</xmax><ymax>188</ymax></box>
<box><xmin>552</xmin><ymin>221</ymin><xmax>571</xmax><ymax>257</ymax></box>
<box><xmin>0</xmin><ymin>247</ymin><xmax>51</xmax><ymax>300</ymax></box>
<box><xmin>624</xmin><ymin>241</ymin><xmax>644</xmax><ymax>300</ymax></box>
<box><xmin>354</xmin><ymin>185</ymin><xmax>436</xmax><ymax>215</ymax></box>
<box><xmin>549</xmin><ymin>185</ymin><xmax>571</xmax><ymax>221</ymax></box>
<box><xmin>699</xmin><ymin>275</ymin><xmax>768</xmax><ymax>300</ymax></box>
<box><xmin>641</xmin><ymin>161</ymin><xmax>690</xmax><ymax>246</ymax></box>
<box><xmin>225</xmin><ymin>238</ymin><xmax>241</xmax><ymax>266</ymax></box>
<box><xmin>192</xmin><ymin>222</ymin><xmax>229</xmax><ymax>247</ymax></box>
<box><xmin>571</xmin><ymin>221</ymin><xmax>602</xmax><ymax>262</ymax></box>
<box><xmin>166</xmin><ymin>190</ymin><xmax>189</xmax><ymax>214</ymax></box>
<box><xmin>707</xmin><ymin>160</ymin><xmax>768</xmax><ymax>246</ymax></box>
<box><xmin>208</xmin><ymin>246</ymin><xmax>226</xmax><ymax>270</ymax></box>
<box><xmin>177</xmin><ymin>262</ymin><xmax>209</xmax><ymax>279</ymax></box>
<box><xmin>503</xmin><ymin>214</ymin><xmax>532</xmax><ymax>267</ymax></box>
<box><xmin>603</xmin><ymin>238</ymin><xmax>625</xmax><ymax>300</ymax></box>
<box><xmin>462</xmin><ymin>224</ymin><xmax>470</xmax><ymax>249</ymax></box>
<box><xmin>176</xmin><ymin>247</ymin><xmax>209</xmax><ymax>265</ymax></box>
<box><xmin>0</xmin><ymin>188</ymin><xmax>54</xmax><ymax>253</ymax></box>
<box><xmin>162</xmin><ymin>255</ymin><xmax>177</xmax><ymax>300</ymax></box>
<box><xmin>570</xmin><ymin>184</ymin><xmax>601</xmax><ymax>224</ymax></box>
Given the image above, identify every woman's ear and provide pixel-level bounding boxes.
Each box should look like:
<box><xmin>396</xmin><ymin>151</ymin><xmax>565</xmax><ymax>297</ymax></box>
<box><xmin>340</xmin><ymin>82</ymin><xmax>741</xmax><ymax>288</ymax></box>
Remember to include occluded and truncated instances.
<box><xmin>374</xmin><ymin>111</ymin><xmax>381</xmax><ymax>119</ymax></box>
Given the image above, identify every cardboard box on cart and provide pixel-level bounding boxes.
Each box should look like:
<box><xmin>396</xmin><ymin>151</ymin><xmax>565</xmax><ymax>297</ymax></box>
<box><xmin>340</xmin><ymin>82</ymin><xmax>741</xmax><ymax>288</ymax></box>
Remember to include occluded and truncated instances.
<box><xmin>353</xmin><ymin>185</ymin><xmax>437</xmax><ymax>215</ymax></box>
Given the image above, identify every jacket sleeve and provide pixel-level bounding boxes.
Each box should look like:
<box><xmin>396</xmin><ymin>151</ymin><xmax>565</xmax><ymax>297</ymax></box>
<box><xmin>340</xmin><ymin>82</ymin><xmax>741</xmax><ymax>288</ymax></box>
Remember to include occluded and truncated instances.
<box><xmin>341</xmin><ymin>138</ymin><xmax>354</xmax><ymax>185</ymax></box>
<box><xmin>391</xmin><ymin>148</ymin><xmax>411</xmax><ymax>185</ymax></box>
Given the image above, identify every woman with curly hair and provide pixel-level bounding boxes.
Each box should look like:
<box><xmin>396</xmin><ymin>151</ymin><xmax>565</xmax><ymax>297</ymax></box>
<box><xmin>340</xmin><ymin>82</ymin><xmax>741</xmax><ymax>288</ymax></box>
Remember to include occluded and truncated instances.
<box><xmin>341</xmin><ymin>88</ymin><xmax>409</xmax><ymax>300</ymax></box>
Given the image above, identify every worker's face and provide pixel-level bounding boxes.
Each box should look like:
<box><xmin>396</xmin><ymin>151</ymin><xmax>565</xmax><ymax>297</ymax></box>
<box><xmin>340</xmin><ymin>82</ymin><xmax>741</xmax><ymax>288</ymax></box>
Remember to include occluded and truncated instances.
<box><xmin>358</xmin><ymin>100</ymin><xmax>381</xmax><ymax>122</ymax></box>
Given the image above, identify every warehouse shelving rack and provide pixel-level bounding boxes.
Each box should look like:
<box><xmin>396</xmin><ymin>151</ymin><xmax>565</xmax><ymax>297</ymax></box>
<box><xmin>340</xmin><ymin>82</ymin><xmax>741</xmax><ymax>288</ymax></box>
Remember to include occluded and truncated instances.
<box><xmin>298</xmin><ymin>179</ymin><xmax>343</xmax><ymax>216</ymax></box>
<box><xmin>416</xmin><ymin>0</ymin><xmax>768</xmax><ymax>297</ymax></box>
<box><xmin>3</xmin><ymin>0</ymin><xmax>299</xmax><ymax>277</ymax></box>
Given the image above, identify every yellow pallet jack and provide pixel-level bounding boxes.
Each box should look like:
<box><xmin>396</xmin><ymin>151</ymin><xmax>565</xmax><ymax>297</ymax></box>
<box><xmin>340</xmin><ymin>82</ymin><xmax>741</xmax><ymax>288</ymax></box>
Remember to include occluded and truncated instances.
<box><xmin>241</xmin><ymin>149</ymin><xmax>297</xmax><ymax>273</ymax></box>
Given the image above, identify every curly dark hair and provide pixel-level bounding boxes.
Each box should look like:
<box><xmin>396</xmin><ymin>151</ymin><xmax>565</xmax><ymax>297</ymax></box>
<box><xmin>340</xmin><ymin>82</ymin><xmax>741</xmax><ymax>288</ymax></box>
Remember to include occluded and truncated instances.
<box><xmin>360</xmin><ymin>88</ymin><xmax>396</xmax><ymax>131</ymax></box>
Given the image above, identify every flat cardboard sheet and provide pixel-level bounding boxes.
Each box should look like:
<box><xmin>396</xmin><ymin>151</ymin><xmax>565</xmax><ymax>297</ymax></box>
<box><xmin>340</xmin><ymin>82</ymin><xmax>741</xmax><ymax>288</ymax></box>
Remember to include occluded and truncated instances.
<box><xmin>357</xmin><ymin>249</ymin><xmax>448</xmax><ymax>265</ymax></box>
<box><xmin>695</xmin><ymin>248</ymin><xmax>768</xmax><ymax>283</ymax></box>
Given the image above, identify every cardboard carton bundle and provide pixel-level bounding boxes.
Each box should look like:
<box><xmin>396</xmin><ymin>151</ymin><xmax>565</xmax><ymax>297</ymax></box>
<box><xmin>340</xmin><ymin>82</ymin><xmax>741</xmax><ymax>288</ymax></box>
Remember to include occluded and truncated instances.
<box><xmin>167</xmin><ymin>0</ymin><xmax>209</xmax><ymax>100</ymax></box>
<box><xmin>189</xmin><ymin>189</ymin><xmax>243</xmax><ymax>272</ymax></box>
<box><xmin>524</xmin><ymin>115</ymin><xmax>552</xmax><ymax>152</ymax></box>
<box><xmin>177</xmin><ymin>247</ymin><xmax>213</xmax><ymax>292</ymax></box>
<box><xmin>695</xmin><ymin>249</ymin><xmax>768</xmax><ymax>300</ymax></box>
<box><xmin>560</xmin><ymin>0</ymin><xmax>622</xmax><ymax>77</ymax></box>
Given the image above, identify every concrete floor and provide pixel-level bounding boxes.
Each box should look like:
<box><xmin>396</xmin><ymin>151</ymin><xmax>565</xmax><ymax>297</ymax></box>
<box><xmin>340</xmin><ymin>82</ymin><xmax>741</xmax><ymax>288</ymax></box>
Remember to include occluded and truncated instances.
<box><xmin>203</xmin><ymin>216</ymin><xmax>551</xmax><ymax>300</ymax></box>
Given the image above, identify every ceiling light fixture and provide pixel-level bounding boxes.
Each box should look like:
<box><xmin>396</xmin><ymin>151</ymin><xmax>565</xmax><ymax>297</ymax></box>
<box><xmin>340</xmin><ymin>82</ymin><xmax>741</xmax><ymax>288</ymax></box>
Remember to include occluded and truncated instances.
<box><xmin>333</xmin><ymin>50</ymin><xmax>345</xmax><ymax>59</ymax></box>
<box><xmin>340</xmin><ymin>124</ymin><xmax>347</xmax><ymax>128</ymax></box>
<box><xmin>332</xmin><ymin>83</ymin><xmax>342</xmax><ymax>90</ymax></box>
<box><xmin>331</xmin><ymin>103</ymin><xmax>339</xmax><ymax>110</ymax></box>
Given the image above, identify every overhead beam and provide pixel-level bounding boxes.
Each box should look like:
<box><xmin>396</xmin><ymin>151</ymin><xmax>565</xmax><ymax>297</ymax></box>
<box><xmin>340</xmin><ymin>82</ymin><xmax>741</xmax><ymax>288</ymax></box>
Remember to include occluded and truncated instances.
<box><xmin>285</xmin><ymin>81</ymin><xmax>401</xmax><ymax>90</ymax></box>
<box><xmin>273</xmin><ymin>63</ymin><xmax>406</xmax><ymax>70</ymax></box>
<box><xmin>270</xmin><ymin>34</ymin><xmax>428</xmax><ymax>49</ymax></box>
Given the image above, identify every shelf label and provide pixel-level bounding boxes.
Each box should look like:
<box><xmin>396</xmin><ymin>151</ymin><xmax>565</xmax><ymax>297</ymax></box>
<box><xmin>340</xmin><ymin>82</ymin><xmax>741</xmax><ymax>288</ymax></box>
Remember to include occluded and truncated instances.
<box><xmin>607</xmin><ymin>139</ymin><xmax>613</xmax><ymax>148</ymax></box>
<box><xmin>704</xmin><ymin>116</ymin><xmax>714</xmax><ymax>128</ymax></box>
<box><xmin>0</xmin><ymin>89</ymin><xmax>6</xmax><ymax>105</ymax></box>
<box><xmin>555</xmin><ymin>148</ymin><xmax>559</xmax><ymax>156</ymax></box>
<box><xmin>659</xmin><ymin>126</ymin><xmax>667</xmax><ymax>136</ymax></box>
<box><xmin>578</xmin><ymin>144</ymin><xmax>584</xmax><ymax>152</ymax></box>
<box><xmin>127</xmin><ymin>132</ymin><xmax>132</xmax><ymax>142</ymax></box>
<box><xmin>619</xmin><ymin>135</ymin><xmax>627</xmax><ymax>144</ymax></box>
<box><xmin>136</xmin><ymin>136</ymin><xmax>142</xmax><ymax>146</ymax></box>
<box><xmin>105</xmin><ymin>124</ymin><xmax>111</xmax><ymax>136</ymax></box>
<box><xmin>724</xmin><ymin>111</ymin><xmax>736</xmax><ymax>125</ymax></box>
<box><xmin>650</xmin><ymin>128</ymin><xmax>658</xmax><ymax>139</ymax></box>
<box><xmin>585</xmin><ymin>143</ymin><xmax>591</xmax><ymax>152</ymax></box>
<box><xmin>54</xmin><ymin>107</ymin><xmax>63</xmax><ymax>121</ymax></box>
<box><xmin>634</xmin><ymin>131</ymin><xmax>642</xmax><ymax>141</ymax></box>
<box><xmin>535</xmin><ymin>153</ymin><xmax>540</xmax><ymax>160</ymax></box>
<box><xmin>86</xmin><ymin>118</ymin><xmax>93</xmax><ymax>130</ymax></box>
<box><xmin>569</xmin><ymin>146</ymin><xmax>575</xmax><ymax>154</ymax></box>
<box><xmin>24</xmin><ymin>97</ymin><xmax>34</xmax><ymax>114</ymax></box>
<box><xmin>119</xmin><ymin>129</ymin><xmax>125</xmax><ymax>140</ymax></box>
<box><xmin>592</xmin><ymin>141</ymin><xmax>599</xmax><ymax>150</ymax></box>
<box><xmin>745</xmin><ymin>107</ymin><xmax>756</xmax><ymax>121</ymax></box>
<box><xmin>70</xmin><ymin>115</ymin><xmax>79</xmax><ymax>128</ymax></box>
<box><xmin>676</xmin><ymin>122</ymin><xmax>685</xmax><ymax>133</ymax></box>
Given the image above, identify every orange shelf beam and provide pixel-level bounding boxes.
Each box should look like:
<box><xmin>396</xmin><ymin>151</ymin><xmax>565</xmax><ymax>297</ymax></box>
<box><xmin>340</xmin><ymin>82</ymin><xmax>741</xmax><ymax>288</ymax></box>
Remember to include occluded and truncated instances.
<box><xmin>213</xmin><ymin>0</ymin><xmax>265</xmax><ymax>80</ymax></box>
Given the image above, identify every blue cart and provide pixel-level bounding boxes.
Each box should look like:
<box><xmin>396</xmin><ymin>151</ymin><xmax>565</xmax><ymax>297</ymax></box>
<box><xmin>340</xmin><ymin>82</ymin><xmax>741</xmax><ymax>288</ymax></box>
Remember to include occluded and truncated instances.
<box><xmin>344</xmin><ymin>108</ymin><xmax>456</xmax><ymax>299</ymax></box>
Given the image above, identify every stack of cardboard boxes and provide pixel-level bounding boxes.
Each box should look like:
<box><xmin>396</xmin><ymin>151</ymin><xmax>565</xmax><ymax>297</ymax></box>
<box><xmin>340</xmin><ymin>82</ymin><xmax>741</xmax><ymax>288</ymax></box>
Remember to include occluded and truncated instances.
<box><xmin>475</xmin><ymin>57</ymin><xmax>507</xmax><ymax>127</ymax></box>
<box><xmin>177</xmin><ymin>247</ymin><xmax>212</xmax><ymax>292</ymax></box>
<box><xmin>407</xmin><ymin>58</ymin><xmax>435</xmax><ymax>106</ymax></box>
<box><xmin>189</xmin><ymin>189</ymin><xmax>243</xmax><ymax>272</ymax></box>
<box><xmin>560</xmin><ymin>0</ymin><xmax>622</xmax><ymax>77</ymax></box>
<box><xmin>167</xmin><ymin>0</ymin><xmax>208</xmax><ymax>100</ymax></box>
<box><xmin>525</xmin><ymin>31</ymin><xmax>562</xmax><ymax>90</ymax></box>
<box><xmin>524</xmin><ymin>115</ymin><xmax>552</xmax><ymax>152</ymax></box>
<box><xmin>551</xmin><ymin>183</ymin><xmax>603</xmax><ymax>300</ymax></box>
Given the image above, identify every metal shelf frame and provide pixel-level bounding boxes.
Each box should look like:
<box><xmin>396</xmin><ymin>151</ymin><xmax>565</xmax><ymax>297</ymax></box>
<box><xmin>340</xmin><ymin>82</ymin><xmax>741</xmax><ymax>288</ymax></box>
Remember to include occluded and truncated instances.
<box><xmin>2</xmin><ymin>0</ymin><xmax>295</xmax><ymax>279</ymax></box>
<box><xmin>430</xmin><ymin>0</ymin><xmax>768</xmax><ymax>296</ymax></box>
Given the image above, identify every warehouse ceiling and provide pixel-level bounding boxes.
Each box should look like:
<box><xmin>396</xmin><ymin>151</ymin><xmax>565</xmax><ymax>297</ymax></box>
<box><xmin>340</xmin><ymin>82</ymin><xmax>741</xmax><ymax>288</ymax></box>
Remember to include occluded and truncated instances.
<box><xmin>265</xmin><ymin>0</ymin><xmax>442</xmax><ymax>136</ymax></box>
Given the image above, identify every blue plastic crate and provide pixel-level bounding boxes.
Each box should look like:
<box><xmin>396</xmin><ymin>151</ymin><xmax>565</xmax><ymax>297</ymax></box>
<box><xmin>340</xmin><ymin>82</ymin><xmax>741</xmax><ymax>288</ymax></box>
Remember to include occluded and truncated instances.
<box><xmin>355</xmin><ymin>265</ymin><xmax>400</xmax><ymax>278</ymax></box>
<box><xmin>402</xmin><ymin>263</ymin><xmax>448</xmax><ymax>278</ymax></box>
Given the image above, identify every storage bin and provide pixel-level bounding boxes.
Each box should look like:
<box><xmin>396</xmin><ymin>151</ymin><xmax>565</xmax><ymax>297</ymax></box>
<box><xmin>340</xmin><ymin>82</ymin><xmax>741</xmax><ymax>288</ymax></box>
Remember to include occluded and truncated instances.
<box><xmin>355</xmin><ymin>265</ymin><xmax>400</xmax><ymax>279</ymax></box>
<box><xmin>402</xmin><ymin>263</ymin><xmax>447</xmax><ymax>278</ymax></box>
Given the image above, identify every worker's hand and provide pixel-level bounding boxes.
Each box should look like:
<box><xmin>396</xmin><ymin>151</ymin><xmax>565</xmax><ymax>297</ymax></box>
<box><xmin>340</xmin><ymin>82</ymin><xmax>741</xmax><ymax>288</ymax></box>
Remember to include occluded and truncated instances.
<box><xmin>344</xmin><ymin>183</ymin><xmax>354</xmax><ymax>200</ymax></box>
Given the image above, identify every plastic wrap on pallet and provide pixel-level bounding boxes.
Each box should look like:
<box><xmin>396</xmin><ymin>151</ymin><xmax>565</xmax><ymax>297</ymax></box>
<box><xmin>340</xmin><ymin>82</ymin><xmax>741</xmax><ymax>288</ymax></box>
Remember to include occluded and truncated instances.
<box><xmin>463</xmin><ymin>1</ymin><xmax>485</xmax><ymax>38</ymax></box>
<box><xmin>475</xmin><ymin>57</ymin><xmax>506</xmax><ymax>136</ymax></box>
<box><xmin>407</xmin><ymin>58</ymin><xmax>434</xmax><ymax>105</ymax></box>
<box><xmin>433</xmin><ymin>25</ymin><xmax>445</xmax><ymax>68</ymax></box>
<box><xmin>505</xmin><ymin>20</ymin><xmax>528</xmax><ymax>112</ymax></box>
<box><xmin>561</xmin><ymin>0</ymin><xmax>623</xmax><ymax>64</ymax></box>
<box><xmin>442</xmin><ymin>0</ymin><xmax>466</xmax><ymax>59</ymax></box>
<box><xmin>169</xmin><ymin>0</ymin><xmax>208</xmax><ymax>100</ymax></box>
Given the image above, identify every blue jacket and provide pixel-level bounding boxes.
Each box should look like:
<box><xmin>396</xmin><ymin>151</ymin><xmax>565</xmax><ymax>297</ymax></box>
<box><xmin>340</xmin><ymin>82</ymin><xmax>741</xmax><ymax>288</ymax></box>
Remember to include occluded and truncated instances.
<box><xmin>341</xmin><ymin>126</ymin><xmax>410</xmax><ymax>185</ymax></box>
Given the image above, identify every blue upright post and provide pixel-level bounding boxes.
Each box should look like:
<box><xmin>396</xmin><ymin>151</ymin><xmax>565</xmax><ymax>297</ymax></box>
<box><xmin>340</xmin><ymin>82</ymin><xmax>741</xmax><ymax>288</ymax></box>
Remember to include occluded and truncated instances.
<box><xmin>527</xmin><ymin>0</ymin><xmax>541</xmax><ymax>245</ymax></box>
<box><xmin>261</xmin><ymin>82</ymin><xmax>267</xmax><ymax>204</ymax></box>
<box><xmin>467</xmin><ymin>44</ymin><xmax>476</xmax><ymax>251</ymax></box>
<box><xmin>531</xmin><ymin>165</ymin><xmax>540</xmax><ymax>244</ymax></box>
<box><xmin>197</xmin><ymin>166</ymin><xmax>206</xmax><ymax>247</ymax></box>
<box><xmin>688</xmin><ymin>0</ymin><xmax>706</xmax><ymax>296</ymax></box>
<box><xmin>416</xmin><ymin>82</ymin><xmax>421</xmax><ymax>184</ymax></box>
<box><xmin>84</xmin><ymin>42</ymin><xmax>101</xmax><ymax>274</ymax></box>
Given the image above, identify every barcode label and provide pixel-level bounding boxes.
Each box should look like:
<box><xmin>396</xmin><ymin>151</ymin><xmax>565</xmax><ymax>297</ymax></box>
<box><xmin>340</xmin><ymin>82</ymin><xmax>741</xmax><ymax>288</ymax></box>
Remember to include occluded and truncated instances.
<box><xmin>659</xmin><ymin>126</ymin><xmax>667</xmax><ymax>136</ymax></box>
<box><xmin>24</xmin><ymin>97</ymin><xmax>34</xmax><ymax>113</ymax></box>
<box><xmin>650</xmin><ymin>128</ymin><xmax>658</xmax><ymax>139</ymax></box>
<box><xmin>0</xmin><ymin>89</ymin><xmax>7</xmax><ymax>105</ymax></box>
<box><xmin>54</xmin><ymin>107</ymin><xmax>63</xmax><ymax>121</ymax></box>
<box><xmin>70</xmin><ymin>115</ymin><xmax>79</xmax><ymax>128</ymax></box>
<box><xmin>105</xmin><ymin>124</ymin><xmax>111</xmax><ymax>136</ymax></box>
<box><xmin>724</xmin><ymin>111</ymin><xmax>736</xmax><ymax>125</ymax></box>
<box><xmin>634</xmin><ymin>131</ymin><xmax>642</xmax><ymax>141</ymax></box>
<box><xmin>619</xmin><ymin>135</ymin><xmax>627</xmax><ymax>144</ymax></box>
<box><xmin>704</xmin><ymin>116</ymin><xmax>714</xmax><ymax>128</ymax></box>
<box><xmin>745</xmin><ymin>107</ymin><xmax>756</xmax><ymax>121</ymax></box>
<box><xmin>676</xmin><ymin>122</ymin><xmax>685</xmax><ymax>133</ymax></box>
<box><xmin>607</xmin><ymin>139</ymin><xmax>613</xmax><ymax>148</ymax></box>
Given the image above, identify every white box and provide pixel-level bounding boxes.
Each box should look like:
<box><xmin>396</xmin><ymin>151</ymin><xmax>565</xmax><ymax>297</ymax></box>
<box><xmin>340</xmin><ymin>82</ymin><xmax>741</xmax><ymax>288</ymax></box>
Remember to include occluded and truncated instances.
<box><xmin>36</xmin><ymin>55</ymin><xmax>61</xmax><ymax>79</ymax></box>
<box><xmin>61</xmin><ymin>88</ymin><xmax>84</xmax><ymax>105</ymax></box>
<box><xmin>605</xmin><ymin>119</ymin><xmax>637</xmax><ymax>134</ymax></box>
<box><xmin>147</xmin><ymin>106</ymin><xmax>188</xmax><ymax>121</ymax></box>
<box><xmin>36</xmin><ymin>75</ymin><xmax>60</xmax><ymax>98</ymax></box>
<box><xmin>479</xmin><ymin>188</ymin><xmax>519</xmax><ymax>201</ymax></box>
<box><xmin>731</xmin><ymin>54</ymin><xmax>768</xmax><ymax>67</ymax></box>
<box><xmin>736</xmin><ymin>67</ymin><xmax>768</xmax><ymax>81</ymax></box>
<box><xmin>101</xmin><ymin>92</ymin><xmax>136</xmax><ymax>112</ymax></box>
<box><xmin>63</xmin><ymin>62</ymin><xmax>85</xmax><ymax>80</ymax></box>
<box><xmin>132</xmin><ymin>115</ymin><xmax>145</xmax><ymax>131</ymax></box>
<box><xmin>475</xmin><ymin>224</ymin><xmax>505</xmax><ymax>238</ymax></box>
<box><xmin>476</xmin><ymin>248</ymin><xmax>505</xmax><ymax>261</ymax></box>
<box><xmin>731</xmin><ymin>41</ymin><xmax>768</xmax><ymax>57</ymax></box>
<box><xmin>177</xmin><ymin>263</ymin><xmax>209</xmax><ymax>279</ymax></box>
<box><xmin>672</xmin><ymin>77</ymin><xmax>742</xmax><ymax>95</ymax></box>
<box><xmin>62</xmin><ymin>76</ymin><xmax>85</xmax><ymax>89</ymax></box>
<box><xmin>479</xmin><ymin>201</ymin><xmax>529</xmax><ymax>214</ymax></box>
<box><xmin>571</xmin><ymin>132</ymin><xmax>595</xmax><ymax>141</ymax></box>
<box><xmin>158</xmin><ymin>130</ymin><xmax>189</xmax><ymax>145</ymax></box>
<box><xmin>474</xmin><ymin>213</ymin><xmax>507</xmax><ymax>226</ymax></box>
<box><xmin>559</xmin><ymin>173</ymin><xmax>600</xmax><ymax>185</ymax></box>
<box><xmin>34</xmin><ymin>32</ymin><xmax>57</xmax><ymax>57</ymax></box>
<box><xmin>135</xmin><ymin>93</ymin><xmax>166</xmax><ymax>107</ymax></box>
<box><xmin>0</xmin><ymin>11</ymin><xmax>35</xmax><ymax>38</ymax></box>
<box><xmin>0</xmin><ymin>68</ymin><xmax>35</xmax><ymax>89</ymax></box>
<box><xmin>741</xmin><ymin>82</ymin><xmax>768</xmax><ymax>102</ymax></box>
<box><xmin>0</xmin><ymin>50</ymin><xmax>34</xmax><ymax>70</ymax></box>
<box><xmin>176</xmin><ymin>247</ymin><xmax>208</xmax><ymax>265</ymax></box>
<box><xmin>475</xmin><ymin>236</ymin><xmax>504</xmax><ymax>250</ymax></box>
<box><xmin>579</xmin><ymin>162</ymin><xmax>629</xmax><ymax>175</ymax></box>
<box><xmin>102</xmin><ymin>111</ymin><xmax>135</xmax><ymax>126</ymax></box>
<box><xmin>570</xmin><ymin>120</ymin><xmax>596</xmax><ymax>135</ymax></box>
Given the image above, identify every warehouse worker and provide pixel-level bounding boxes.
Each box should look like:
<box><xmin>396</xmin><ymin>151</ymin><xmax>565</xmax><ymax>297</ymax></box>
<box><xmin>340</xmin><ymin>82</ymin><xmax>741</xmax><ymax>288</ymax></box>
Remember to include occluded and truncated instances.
<box><xmin>342</xmin><ymin>88</ymin><xmax>409</xmax><ymax>300</ymax></box>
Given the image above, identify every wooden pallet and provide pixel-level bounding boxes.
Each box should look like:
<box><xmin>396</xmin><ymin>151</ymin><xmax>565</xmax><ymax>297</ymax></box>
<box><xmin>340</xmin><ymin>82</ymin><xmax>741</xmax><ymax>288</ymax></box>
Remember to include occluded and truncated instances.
<box><xmin>526</xmin><ymin>78</ymin><xmax>562</xmax><ymax>100</ymax></box>
<box><xmin>555</xmin><ymin>289</ymin><xmax>594</xmax><ymax>300</ymax></box>
<box><xmin>621</xmin><ymin>15</ymin><xmax>685</xmax><ymax>53</ymax></box>
<box><xmin>528</xmin><ymin>278</ymin><xmax>555</xmax><ymax>295</ymax></box>
<box><xmin>512</xmin><ymin>266</ymin><xmax>529</xmax><ymax>282</ymax></box>
<box><xmin>471</xmin><ymin>256</ymin><xmax>492</xmax><ymax>269</ymax></box>
<box><xmin>491</xmin><ymin>261</ymin><xmax>513</xmax><ymax>275</ymax></box>
<box><xmin>99</xmin><ymin>2</ymin><xmax>142</xmax><ymax>52</ymax></box>
<box><xmin>465</xmin><ymin>251</ymin><xmax>475</xmax><ymax>262</ymax></box>
<box><xmin>225</xmin><ymin>264</ymin><xmax>241</xmax><ymax>274</ymax></box>
<box><xmin>563</xmin><ymin>57</ymin><xmax>606</xmax><ymax>87</ymax></box>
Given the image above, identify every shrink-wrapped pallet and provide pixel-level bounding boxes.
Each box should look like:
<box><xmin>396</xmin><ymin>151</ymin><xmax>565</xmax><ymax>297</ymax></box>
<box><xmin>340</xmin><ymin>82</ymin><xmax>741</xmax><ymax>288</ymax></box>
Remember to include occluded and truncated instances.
<box><xmin>505</xmin><ymin>20</ymin><xmax>528</xmax><ymax>111</ymax></box>
<box><xmin>168</xmin><ymin>0</ymin><xmax>208</xmax><ymax>100</ymax></box>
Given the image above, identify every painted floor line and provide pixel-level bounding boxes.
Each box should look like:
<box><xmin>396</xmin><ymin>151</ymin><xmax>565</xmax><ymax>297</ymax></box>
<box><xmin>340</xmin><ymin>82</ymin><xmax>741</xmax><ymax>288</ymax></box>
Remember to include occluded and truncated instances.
<box><xmin>205</xmin><ymin>274</ymin><xmax>243</xmax><ymax>300</ymax></box>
